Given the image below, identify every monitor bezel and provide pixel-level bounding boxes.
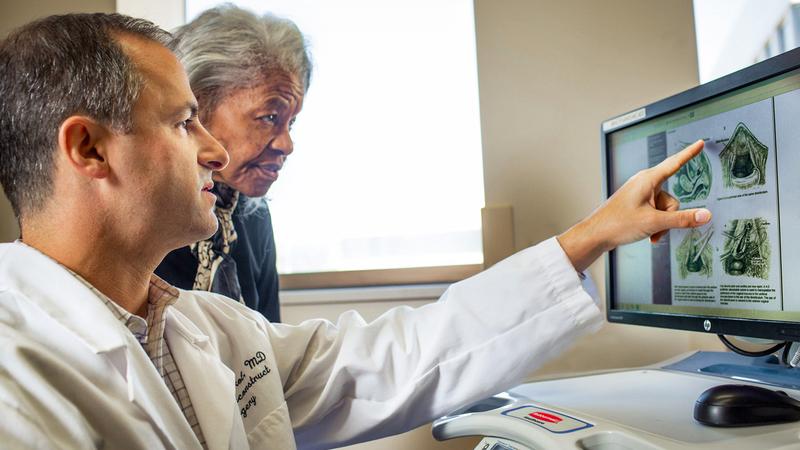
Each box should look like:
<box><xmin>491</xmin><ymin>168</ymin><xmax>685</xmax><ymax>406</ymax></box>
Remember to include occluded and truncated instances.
<box><xmin>602</xmin><ymin>46</ymin><xmax>800</xmax><ymax>341</ymax></box>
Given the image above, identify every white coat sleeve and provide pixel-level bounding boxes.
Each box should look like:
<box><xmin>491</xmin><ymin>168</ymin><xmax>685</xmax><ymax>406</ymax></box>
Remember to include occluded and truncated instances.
<box><xmin>267</xmin><ymin>237</ymin><xmax>603</xmax><ymax>449</ymax></box>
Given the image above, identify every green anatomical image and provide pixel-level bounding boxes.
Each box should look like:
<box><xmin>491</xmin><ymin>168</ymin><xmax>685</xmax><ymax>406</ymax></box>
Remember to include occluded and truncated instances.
<box><xmin>721</xmin><ymin>218</ymin><xmax>770</xmax><ymax>279</ymax></box>
<box><xmin>672</xmin><ymin>149</ymin><xmax>711</xmax><ymax>202</ymax></box>
<box><xmin>676</xmin><ymin>227</ymin><xmax>714</xmax><ymax>279</ymax></box>
<box><xmin>719</xmin><ymin>123</ymin><xmax>768</xmax><ymax>190</ymax></box>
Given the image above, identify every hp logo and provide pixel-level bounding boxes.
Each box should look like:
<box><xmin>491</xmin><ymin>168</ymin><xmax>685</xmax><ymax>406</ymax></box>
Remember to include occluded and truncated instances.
<box><xmin>703</xmin><ymin>320</ymin><xmax>712</xmax><ymax>332</ymax></box>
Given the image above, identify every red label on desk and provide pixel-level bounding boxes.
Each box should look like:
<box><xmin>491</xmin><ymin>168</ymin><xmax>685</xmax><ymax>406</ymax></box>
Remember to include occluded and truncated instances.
<box><xmin>529</xmin><ymin>412</ymin><xmax>563</xmax><ymax>423</ymax></box>
<box><xmin>503</xmin><ymin>405</ymin><xmax>593</xmax><ymax>433</ymax></box>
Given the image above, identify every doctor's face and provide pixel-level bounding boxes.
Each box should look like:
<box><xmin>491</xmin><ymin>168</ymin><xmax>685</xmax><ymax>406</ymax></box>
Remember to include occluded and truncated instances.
<box><xmin>204</xmin><ymin>71</ymin><xmax>304</xmax><ymax>197</ymax></box>
<box><xmin>107</xmin><ymin>35</ymin><xmax>229</xmax><ymax>248</ymax></box>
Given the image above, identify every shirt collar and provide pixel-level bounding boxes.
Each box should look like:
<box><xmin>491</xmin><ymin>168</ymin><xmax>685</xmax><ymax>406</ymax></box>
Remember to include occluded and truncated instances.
<box><xmin>68</xmin><ymin>269</ymin><xmax>180</xmax><ymax>346</ymax></box>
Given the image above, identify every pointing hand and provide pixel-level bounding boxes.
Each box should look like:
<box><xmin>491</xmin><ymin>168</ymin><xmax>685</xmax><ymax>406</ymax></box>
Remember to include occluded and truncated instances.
<box><xmin>557</xmin><ymin>140</ymin><xmax>712</xmax><ymax>272</ymax></box>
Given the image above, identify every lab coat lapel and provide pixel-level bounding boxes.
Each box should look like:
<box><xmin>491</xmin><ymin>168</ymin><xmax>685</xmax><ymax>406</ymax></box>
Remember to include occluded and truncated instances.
<box><xmin>0</xmin><ymin>242</ymin><xmax>128</xmax><ymax>354</ymax></box>
<box><xmin>0</xmin><ymin>243</ymin><xmax>201</xmax><ymax>450</ymax></box>
<box><xmin>166</xmin><ymin>307</ymin><xmax>236</xmax><ymax>450</ymax></box>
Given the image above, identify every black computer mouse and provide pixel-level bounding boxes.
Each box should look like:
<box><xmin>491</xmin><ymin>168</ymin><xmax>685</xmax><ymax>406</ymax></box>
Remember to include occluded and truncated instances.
<box><xmin>694</xmin><ymin>384</ymin><xmax>800</xmax><ymax>427</ymax></box>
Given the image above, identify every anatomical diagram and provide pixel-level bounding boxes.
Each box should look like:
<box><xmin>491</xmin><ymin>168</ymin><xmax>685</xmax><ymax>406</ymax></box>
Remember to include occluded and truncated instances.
<box><xmin>676</xmin><ymin>226</ymin><xmax>714</xmax><ymax>279</ymax></box>
<box><xmin>672</xmin><ymin>149</ymin><xmax>712</xmax><ymax>202</ymax></box>
<box><xmin>719</xmin><ymin>123</ymin><xmax>768</xmax><ymax>190</ymax></box>
<box><xmin>720</xmin><ymin>218</ymin><xmax>770</xmax><ymax>279</ymax></box>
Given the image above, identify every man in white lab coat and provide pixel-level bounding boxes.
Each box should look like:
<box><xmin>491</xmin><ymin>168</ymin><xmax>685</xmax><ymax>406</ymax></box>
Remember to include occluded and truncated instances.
<box><xmin>0</xmin><ymin>13</ymin><xmax>711</xmax><ymax>450</ymax></box>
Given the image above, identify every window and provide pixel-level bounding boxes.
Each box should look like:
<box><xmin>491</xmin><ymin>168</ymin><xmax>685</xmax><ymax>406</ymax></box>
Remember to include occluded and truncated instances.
<box><xmin>694</xmin><ymin>0</ymin><xmax>800</xmax><ymax>83</ymax></box>
<box><xmin>186</xmin><ymin>0</ymin><xmax>485</xmax><ymax>283</ymax></box>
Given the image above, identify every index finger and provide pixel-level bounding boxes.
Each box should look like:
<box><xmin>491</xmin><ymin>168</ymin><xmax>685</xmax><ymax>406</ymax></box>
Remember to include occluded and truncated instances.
<box><xmin>651</xmin><ymin>139</ymin><xmax>705</xmax><ymax>181</ymax></box>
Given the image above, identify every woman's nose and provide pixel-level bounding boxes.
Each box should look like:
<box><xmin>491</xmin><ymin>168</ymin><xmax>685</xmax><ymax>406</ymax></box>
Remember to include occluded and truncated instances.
<box><xmin>270</xmin><ymin>127</ymin><xmax>294</xmax><ymax>156</ymax></box>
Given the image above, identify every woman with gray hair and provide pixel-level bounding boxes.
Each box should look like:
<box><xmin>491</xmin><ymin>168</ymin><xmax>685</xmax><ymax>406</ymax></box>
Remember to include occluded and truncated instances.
<box><xmin>156</xmin><ymin>4</ymin><xmax>310</xmax><ymax>322</ymax></box>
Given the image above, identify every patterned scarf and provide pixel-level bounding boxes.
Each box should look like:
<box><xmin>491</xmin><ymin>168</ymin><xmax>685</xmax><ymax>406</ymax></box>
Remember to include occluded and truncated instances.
<box><xmin>190</xmin><ymin>183</ymin><xmax>244</xmax><ymax>303</ymax></box>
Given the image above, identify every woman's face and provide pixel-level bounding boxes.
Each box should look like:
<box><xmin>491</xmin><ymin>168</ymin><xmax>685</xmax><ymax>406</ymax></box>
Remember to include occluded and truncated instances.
<box><xmin>205</xmin><ymin>71</ymin><xmax>304</xmax><ymax>197</ymax></box>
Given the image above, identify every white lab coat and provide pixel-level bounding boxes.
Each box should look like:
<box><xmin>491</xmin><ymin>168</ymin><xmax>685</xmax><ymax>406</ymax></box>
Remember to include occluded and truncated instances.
<box><xmin>0</xmin><ymin>238</ymin><xmax>601</xmax><ymax>449</ymax></box>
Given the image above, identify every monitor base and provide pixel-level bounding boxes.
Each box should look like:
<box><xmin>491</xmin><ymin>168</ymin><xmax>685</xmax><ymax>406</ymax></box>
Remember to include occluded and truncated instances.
<box><xmin>665</xmin><ymin>350</ymin><xmax>800</xmax><ymax>389</ymax></box>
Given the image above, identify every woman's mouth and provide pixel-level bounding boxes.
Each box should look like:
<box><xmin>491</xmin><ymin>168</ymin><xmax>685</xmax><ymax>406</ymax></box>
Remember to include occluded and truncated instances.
<box><xmin>255</xmin><ymin>163</ymin><xmax>281</xmax><ymax>181</ymax></box>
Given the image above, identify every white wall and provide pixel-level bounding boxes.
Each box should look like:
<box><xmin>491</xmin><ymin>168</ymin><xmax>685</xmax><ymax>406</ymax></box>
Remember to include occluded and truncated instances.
<box><xmin>116</xmin><ymin>0</ymin><xmax>184</xmax><ymax>32</ymax></box>
<box><xmin>0</xmin><ymin>195</ymin><xmax>17</xmax><ymax>242</ymax></box>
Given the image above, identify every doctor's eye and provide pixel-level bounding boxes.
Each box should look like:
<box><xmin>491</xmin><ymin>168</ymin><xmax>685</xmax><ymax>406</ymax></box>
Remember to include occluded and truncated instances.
<box><xmin>178</xmin><ymin>118</ymin><xmax>194</xmax><ymax>131</ymax></box>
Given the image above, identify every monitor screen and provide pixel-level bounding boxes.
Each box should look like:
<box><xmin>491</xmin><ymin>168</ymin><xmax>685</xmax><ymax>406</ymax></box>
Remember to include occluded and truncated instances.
<box><xmin>603</xmin><ymin>48</ymin><xmax>800</xmax><ymax>340</ymax></box>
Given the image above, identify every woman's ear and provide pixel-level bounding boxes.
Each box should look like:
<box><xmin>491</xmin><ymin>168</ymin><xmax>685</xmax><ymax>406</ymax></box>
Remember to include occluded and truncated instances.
<box><xmin>57</xmin><ymin>116</ymin><xmax>112</xmax><ymax>179</ymax></box>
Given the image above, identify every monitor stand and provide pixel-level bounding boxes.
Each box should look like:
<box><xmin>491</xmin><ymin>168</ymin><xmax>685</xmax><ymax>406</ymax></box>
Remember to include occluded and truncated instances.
<box><xmin>664</xmin><ymin>351</ymin><xmax>800</xmax><ymax>389</ymax></box>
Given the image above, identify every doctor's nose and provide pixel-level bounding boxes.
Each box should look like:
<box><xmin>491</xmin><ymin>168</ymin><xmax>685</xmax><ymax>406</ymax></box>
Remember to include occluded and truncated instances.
<box><xmin>198</xmin><ymin>125</ymin><xmax>229</xmax><ymax>171</ymax></box>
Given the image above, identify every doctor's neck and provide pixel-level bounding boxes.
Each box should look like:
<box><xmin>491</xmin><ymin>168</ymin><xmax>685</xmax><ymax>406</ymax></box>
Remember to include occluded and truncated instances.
<box><xmin>20</xmin><ymin>206</ymin><xmax>164</xmax><ymax>318</ymax></box>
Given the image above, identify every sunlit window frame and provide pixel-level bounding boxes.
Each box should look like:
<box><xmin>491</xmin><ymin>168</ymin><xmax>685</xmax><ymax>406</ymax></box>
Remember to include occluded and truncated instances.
<box><xmin>279</xmin><ymin>264</ymin><xmax>483</xmax><ymax>290</ymax></box>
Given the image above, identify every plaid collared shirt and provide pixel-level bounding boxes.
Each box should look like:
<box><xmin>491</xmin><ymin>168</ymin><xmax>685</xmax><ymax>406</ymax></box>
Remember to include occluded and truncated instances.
<box><xmin>72</xmin><ymin>272</ymin><xmax>208</xmax><ymax>449</ymax></box>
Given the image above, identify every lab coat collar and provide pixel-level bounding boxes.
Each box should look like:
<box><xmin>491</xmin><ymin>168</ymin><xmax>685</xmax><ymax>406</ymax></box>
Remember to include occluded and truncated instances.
<box><xmin>0</xmin><ymin>242</ymin><xmax>129</xmax><ymax>354</ymax></box>
<box><xmin>0</xmin><ymin>242</ymin><xmax>201</xmax><ymax>450</ymax></box>
<box><xmin>165</xmin><ymin>305</ymin><xmax>236</xmax><ymax>450</ymax></box>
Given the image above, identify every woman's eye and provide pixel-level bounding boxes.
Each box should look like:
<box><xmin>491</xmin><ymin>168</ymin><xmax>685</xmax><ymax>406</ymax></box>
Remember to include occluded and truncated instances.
<box><xmin>179</xmin><ymin>118</ymin><xmax>194</xmax><ymax>130</ymax></box>
<box><xmin>258</xmin><ymin>114</ymin><xmax>278</xmax><ymax>124</ymax></box>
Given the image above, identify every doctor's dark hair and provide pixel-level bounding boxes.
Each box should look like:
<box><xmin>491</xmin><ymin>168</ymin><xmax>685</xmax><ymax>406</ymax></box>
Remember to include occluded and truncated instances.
<box><xmin>0</xmin><ymin>13</ymin><xmax>171</xmax><ymax>219</ymax></box>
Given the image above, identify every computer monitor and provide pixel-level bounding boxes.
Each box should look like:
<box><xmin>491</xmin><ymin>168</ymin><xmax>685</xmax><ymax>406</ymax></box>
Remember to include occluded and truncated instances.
<box><xmin>603</xmin><ymin>47</ymin><xmax>800</xmax><ymax>342</ymax></box>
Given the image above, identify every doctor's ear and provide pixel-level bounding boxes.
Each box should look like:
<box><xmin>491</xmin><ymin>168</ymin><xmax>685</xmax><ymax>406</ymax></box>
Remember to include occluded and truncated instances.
<box><xmin>57</xmin><ymin>116</ymin><xmax>113</xmax><ymax>179</ymax></box>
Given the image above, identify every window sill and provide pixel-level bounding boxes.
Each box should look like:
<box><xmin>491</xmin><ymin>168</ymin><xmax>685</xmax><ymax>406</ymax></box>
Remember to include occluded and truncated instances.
<box><xmin>280</xmin><ymin>283</ymin><xmax>449</xmax><ymax>306</ymax></box>
<box><xmin>279</xmin><ymin>264</ymin><xmax>481</xmax><ymax>290</ymax></box>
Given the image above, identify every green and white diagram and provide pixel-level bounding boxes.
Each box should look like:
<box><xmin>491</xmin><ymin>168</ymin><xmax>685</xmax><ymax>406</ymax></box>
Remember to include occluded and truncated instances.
<box><xmin>666</xmin><ymin>98</ymin><xmax>782</xmax><ymax>311</ymax></box>
<box><xmin>720</xmin><ymin>218</ymin><xmax>770</xmax><ymax>279</ymax></box>
<box><xmin>719</xmin><ymin>123</ymin><xmax>768</xmax><ymax>190</ymax></box>
<box><xmin>608</xmin><ymin>76</ymin><xmax>800</xmax><ymax>314</ymax></box>
<box><xmin>675</xmin><ymin>226</ymin><xmax>714</xmax><ymax>279</ymax></box>
<box><xmin>672</xmin><ymin>149</ymin><xmax>712</xmax><ymax>202</ymax></box>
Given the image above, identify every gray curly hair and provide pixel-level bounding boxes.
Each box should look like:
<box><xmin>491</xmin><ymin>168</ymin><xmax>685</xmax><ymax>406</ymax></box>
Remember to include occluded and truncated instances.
<box><xmin>170</xmin><ymin>4</ymin><xmax>313</xmax><ymax>121</ymax></box>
